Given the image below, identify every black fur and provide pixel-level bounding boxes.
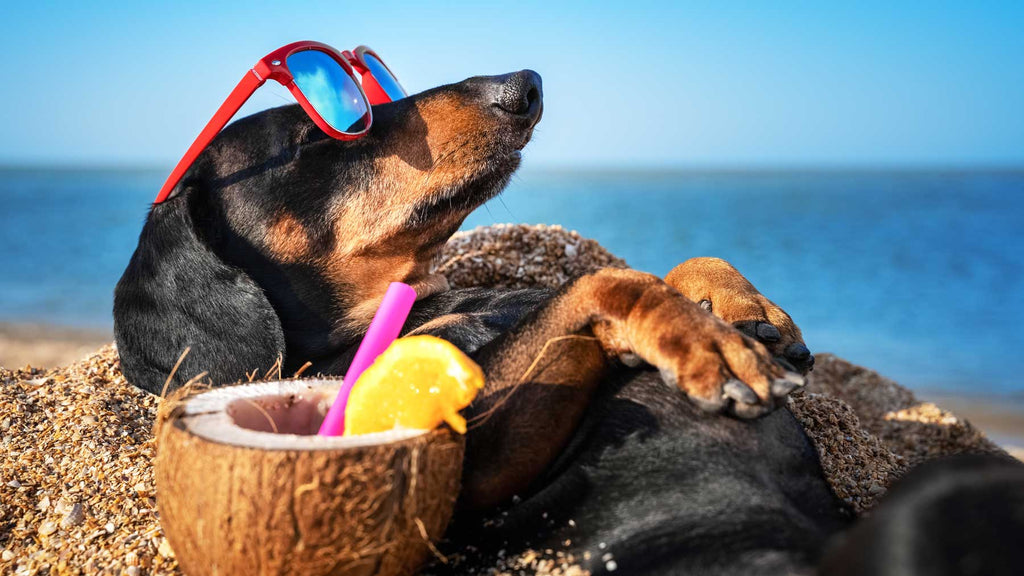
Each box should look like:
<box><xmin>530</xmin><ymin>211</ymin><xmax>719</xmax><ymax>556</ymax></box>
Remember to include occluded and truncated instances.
<box><xmin>820</xmin><ymin>455</ymin><xmax>1024</xmax><ymax>576</ymax></box>
<box><xmin>114</xmin><ymin>186</ymin><xmax>286</xmax><ymax>394</ymax></box>
<box><xmin>431</xmin><ymin>370</ymin><xmax>850</xmax><ymax>575</ymax></box>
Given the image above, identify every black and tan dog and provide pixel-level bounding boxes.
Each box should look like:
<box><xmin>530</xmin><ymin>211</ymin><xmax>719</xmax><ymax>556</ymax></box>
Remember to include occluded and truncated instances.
<box><xmin>115</xmin><ymin>71</ymin><xmax>1023</xmax><ymax>575</ymax></box>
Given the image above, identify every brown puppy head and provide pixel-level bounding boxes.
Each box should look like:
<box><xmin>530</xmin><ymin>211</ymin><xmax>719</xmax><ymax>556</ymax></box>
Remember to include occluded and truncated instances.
<box><xmin>168</xmin><ymin>70</ymin><xmax>542</xmax><ymax>352</ymax></box>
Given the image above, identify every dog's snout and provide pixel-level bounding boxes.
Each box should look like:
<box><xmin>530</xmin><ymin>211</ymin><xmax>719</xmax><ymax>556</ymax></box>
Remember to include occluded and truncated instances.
<box><xmin>493</xmin><ymin>70</ymin><xmax>543</xmax><ymax>120</ymax></box>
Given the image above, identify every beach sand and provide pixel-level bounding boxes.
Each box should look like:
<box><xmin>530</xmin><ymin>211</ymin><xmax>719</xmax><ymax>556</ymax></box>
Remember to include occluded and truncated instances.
<box><xmin>916</xmin><ymin>394</ymin><xmax>1024</xmax><ymax>461</ymax></box>
<box><xmin>0</xmin><ymin>224</ymin><xmax>1019</xmax><ymax>574</ymax></box>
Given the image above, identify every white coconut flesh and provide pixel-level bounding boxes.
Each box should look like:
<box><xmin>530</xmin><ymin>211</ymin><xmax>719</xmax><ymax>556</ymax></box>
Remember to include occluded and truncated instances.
<box><xmin>179</xmin><ymin>379</ymin><xmax>427</xmax><ymax>450</ymax></box>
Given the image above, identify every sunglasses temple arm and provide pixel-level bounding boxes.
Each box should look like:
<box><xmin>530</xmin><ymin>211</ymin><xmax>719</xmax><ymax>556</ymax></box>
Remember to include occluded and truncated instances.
<box><xmin>153</xmin><ymin>70</ymin><xmax>266</xmax><ymax>204</ymax></box>
<box><xmin>360</xmin><ymin>73</ymin><xmax>392</xmax><ymax>106</ymax></box>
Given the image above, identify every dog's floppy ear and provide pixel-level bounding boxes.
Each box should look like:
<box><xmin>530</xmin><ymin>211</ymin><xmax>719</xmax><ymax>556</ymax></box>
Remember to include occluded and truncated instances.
<box><xmin>114</xmin><ymin>186</ymin><xmax>285</xmax><ymax>395</ymax></box>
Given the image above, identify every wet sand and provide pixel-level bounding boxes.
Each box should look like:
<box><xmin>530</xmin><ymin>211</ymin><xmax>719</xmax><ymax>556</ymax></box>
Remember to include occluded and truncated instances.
<box><xmin>0</xmin><ymin>323</ymin><xmax>111</xmax><ymax>369</ymax></box>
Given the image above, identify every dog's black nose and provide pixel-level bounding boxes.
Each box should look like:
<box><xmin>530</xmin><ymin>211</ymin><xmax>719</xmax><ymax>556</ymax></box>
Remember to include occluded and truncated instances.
<box><xmin>493</xmin><ymin>70</ymin><xmax>543</xmax><ymax>119</ymax></box>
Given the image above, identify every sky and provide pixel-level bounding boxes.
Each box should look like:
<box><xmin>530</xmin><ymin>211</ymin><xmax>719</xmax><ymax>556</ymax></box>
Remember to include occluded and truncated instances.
<box><xmin>1</xmin><ymin>1</ymin><xmax>1022</xmax><ymax>169</ymax></box>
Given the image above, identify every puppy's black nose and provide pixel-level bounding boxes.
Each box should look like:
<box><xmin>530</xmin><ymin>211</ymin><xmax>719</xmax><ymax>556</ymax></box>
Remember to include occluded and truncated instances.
<box><xmin>494</xmin><ymin>70</ymin><xmax>543</xmax><ymax>120</ymax></box>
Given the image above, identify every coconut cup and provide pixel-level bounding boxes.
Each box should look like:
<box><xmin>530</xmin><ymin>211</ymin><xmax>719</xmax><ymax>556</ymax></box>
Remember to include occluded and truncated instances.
<box><xmin>154</xmin><ymin>380</ymin><xmax>464</xmax><ymax>576</ymax></box>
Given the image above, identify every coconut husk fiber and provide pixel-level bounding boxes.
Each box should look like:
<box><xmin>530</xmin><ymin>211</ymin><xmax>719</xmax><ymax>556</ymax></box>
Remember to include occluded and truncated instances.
<box><xmin>155</xmin><ymin>381</ymin><xmax>463</xmax><ymax>576</ymax></box>
<box><xmin>0</xmin><ymin>223</ymin><xmax>1010</xmax><ymax>574</ymax></box>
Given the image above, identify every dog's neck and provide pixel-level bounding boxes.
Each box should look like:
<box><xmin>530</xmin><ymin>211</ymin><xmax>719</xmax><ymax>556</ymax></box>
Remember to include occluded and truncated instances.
<box><xmin>325</xmin><ymin>237</ymin><xmax>452</xmax><ymax>339</ymax></box>
<box><xmin>261</xmin><ymin>205</ymin><xmax>463</xmax><ymax>347</ymax></box>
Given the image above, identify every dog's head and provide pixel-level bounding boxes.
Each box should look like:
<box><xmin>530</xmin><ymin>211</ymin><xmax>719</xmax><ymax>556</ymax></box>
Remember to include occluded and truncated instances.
<box><xmin>114</xmin><ymin>71</ymin><xmax>542</xmax><ymax>392</ymax></box>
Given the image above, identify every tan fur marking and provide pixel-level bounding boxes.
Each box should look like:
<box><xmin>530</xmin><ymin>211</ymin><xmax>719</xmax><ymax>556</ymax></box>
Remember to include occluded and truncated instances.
<box><xmin>264</xmin><ymin>212</ymin><xmax>310</xmax><ymax>264</ymax></box>
<box><xmin>410</xmin><ymin>273</ymin><xmax>451</xmax><ymax>301</ymax></box>
<box><xmin>312</xmin><ymin>89</ymin><xmax>511</xmax><ymax>338</ymax></box>
<box><xmin>407</xmin><ymin>313</ymin><xmax>471</xmax><ymax>336</ymax></box>
<box><xmin>326</xmin><ymin>90</ymin><xmax>506</xmax><ymax>258</ymax></box>
<box><xmin>326</xmin><ymin>251</ymin><xmax>423</xmax><ymax>329</ymax></box>
<box><xmin>665</xmin><ymin>257</ymin><xmax>805</xmax><ymax>358</ymax></box>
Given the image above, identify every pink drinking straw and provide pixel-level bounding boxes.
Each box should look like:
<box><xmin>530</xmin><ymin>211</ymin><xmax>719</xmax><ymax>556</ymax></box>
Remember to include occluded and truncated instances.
<box><xmin>318</xmin><ymin>282</ymin><xmax>418</xmax><ymax>436</ymax></box>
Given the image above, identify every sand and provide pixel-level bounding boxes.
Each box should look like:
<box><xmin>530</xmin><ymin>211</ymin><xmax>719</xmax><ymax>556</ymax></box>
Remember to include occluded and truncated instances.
<box><xmin>0</xmin><ymin>323</ymin><xmax>110</xmax><ymax>370</ymax></box>
<box><xmin>0</xmin><ymin>224</ymin><xmax>1014</xmax><ymax>574</ymax></box>
<box><xmin>1</xmin><ymin>346</ymin><xmax>170</xmax><ymax>575</ymax></box>
<box><xmin>790</xmin><ymin>355</ymin><xmax>1009</xmax><ymax>514</ymax></box>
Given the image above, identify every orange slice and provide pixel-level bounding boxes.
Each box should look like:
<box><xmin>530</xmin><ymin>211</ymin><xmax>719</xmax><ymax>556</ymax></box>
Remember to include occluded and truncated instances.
<box><xmin>343</xmin><ymin>335</ymin><xmax>485</xmax><ymax>436</ymax></box>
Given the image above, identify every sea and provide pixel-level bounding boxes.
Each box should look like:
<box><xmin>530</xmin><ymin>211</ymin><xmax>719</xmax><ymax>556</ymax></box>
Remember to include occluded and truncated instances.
<box><xmin>1</xmin><ymin>167</ymin><xmax>1022</xmax><ymax>402</ymax></box>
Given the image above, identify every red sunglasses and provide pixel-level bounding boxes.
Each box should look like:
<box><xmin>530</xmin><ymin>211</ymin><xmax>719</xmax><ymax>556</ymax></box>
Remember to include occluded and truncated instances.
<box><xmin>153</xmin><ymin>41</ymin><xmax>406</xmax><ymax>204</ymax></box>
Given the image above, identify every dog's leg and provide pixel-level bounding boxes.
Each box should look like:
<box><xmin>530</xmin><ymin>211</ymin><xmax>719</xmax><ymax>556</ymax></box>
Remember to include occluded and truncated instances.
<box><xmin>461</xmin><ymin>268</ymin><xmax>800</xmax><ymax>509</ymax></box>
<box><xmin>665</xmin><ymin>257</ymin><xmax>815</xmax><ymax>373</ymax></box>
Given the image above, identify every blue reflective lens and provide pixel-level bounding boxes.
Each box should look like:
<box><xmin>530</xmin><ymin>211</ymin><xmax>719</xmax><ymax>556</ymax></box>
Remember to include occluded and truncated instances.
<box><xmin>361</xmin><ymin>52</ymin><xmax>406</xmax><ymax>101</ymax></box>
<box><xmin>287</xmin><ymin>50</ymin><xmax>369</xmax><ymax>134</ymax></box>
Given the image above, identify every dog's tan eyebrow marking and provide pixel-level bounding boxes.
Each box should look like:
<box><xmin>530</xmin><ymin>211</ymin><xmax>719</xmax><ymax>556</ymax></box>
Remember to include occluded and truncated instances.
<box><xmin>264</xmin><ymin>211</ymin><xmax>311</xmax><ymax>263</ymax></box>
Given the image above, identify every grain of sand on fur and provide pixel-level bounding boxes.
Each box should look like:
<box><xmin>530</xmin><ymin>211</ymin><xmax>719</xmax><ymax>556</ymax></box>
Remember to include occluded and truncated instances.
<box><xmin>0</xmin><ymin>224</ymin><xmax>1012</xmax><ymax>575</ymax></box>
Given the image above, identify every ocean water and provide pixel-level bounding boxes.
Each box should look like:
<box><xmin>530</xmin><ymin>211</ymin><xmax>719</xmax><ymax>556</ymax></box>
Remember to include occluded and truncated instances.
<box><xmin>1</xmin><ymin>167</ymin><xmax>1022</xmax><ymax>399</ymax></box>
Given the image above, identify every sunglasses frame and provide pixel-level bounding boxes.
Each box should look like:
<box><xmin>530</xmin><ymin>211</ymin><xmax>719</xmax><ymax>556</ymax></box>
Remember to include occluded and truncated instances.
<box><xmin>153</xmin><ymin>41</ymin><xmax>402</xmax><ymax>204</ymax></box>
<box><xmin>346</xmin><ymin>45</ymin><xmax>407</xmax><ymax>105</ymax></box>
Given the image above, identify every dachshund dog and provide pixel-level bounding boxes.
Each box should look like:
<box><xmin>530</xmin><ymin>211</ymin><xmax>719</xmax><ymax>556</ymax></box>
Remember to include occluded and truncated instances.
<box><xmin>115</xmin><ymin>70</ymin><xmax>1021</xmax><ymax>574</ymax></box>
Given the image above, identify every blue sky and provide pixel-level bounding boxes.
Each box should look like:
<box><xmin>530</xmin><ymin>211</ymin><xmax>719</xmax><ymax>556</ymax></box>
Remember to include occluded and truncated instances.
<box><xmin>1</xmin><ymin>1</ymin><xmax>1022</xmax><ymax>168</ymax></box>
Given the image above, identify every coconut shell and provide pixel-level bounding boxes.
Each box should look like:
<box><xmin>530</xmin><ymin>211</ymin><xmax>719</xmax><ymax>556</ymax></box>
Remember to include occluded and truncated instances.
<box><xmin>154</xmin><ymin>380</ymin><xmax>464</xmax><ymax>576</ymax></box>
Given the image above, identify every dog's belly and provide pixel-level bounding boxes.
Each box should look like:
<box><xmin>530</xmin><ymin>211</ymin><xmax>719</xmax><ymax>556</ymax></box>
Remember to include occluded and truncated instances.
<box><xmin>436</xmin><ymin>370</ymin><xmax>851</xmax><ymax>575</ymax></box>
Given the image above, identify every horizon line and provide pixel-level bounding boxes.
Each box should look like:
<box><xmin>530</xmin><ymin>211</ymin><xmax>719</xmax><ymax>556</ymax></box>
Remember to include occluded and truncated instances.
<box><xmin>2</xmin><ymin>162</ymin><xmax>1024</xmax><ymax>175</ymax></box>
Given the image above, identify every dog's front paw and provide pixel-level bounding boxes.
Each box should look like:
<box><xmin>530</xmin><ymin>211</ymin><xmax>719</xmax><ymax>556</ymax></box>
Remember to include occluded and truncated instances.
<box><xmin>585</xmin><ymin>270</ymin><xmax>803</xmax><ymax>418</ymax></box>
<box><xmin>635</xmin><ymin>299</ymin><xmax>804</xmax><ymax>419</ymax></box>
<box><xmin>665</xmin><ymin>257</ymin><xmax>815</xmax><ymax>374</ymax></box>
